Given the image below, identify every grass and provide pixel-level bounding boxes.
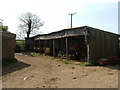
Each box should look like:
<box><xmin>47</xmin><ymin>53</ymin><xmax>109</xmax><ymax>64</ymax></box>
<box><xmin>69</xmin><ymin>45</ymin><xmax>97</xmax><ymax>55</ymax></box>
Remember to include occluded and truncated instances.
<box><xmin>31</xmin><ymin>52</ymin><xmax>43</xmax><ymax>56</ymax></box>
<box><xmin>61</xmin><ymin>59</ymin><xmax>73</xmax><ymax>64</ymax></box>
<box><xmin>28</xmin><ymin>53</ymin><xmax>100</xmax><ymax>66</ymax></box>
<box><xmin>47</xmin><ymin>55</ymin><xmax>101</xmax><ymax>66</ymax></box>
<box><xmin>46</xmin><ymin>55</ymin><xmax>73</xmax><ymax>64</ymax></box>
<box><xmin>75</xmin><ymin>62</ymin><xmax>94</xmax><ymax>66</ymax></box>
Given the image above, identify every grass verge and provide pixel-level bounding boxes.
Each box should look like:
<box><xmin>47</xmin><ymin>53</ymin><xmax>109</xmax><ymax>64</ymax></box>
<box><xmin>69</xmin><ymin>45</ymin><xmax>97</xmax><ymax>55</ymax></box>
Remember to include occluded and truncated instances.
<box><xmin>28</xmin><ymin>53</ymin><xmax>101</xmax><ymax>66</ymax></box>
<box><xmin>31</xmin><ymin>52</ymin><xmax>43</xmax><ymax>56</ymax></box>
<box><xmin>75</xmin><ymin>62</ymin><xmax>98</xmax><ymax>66</ymax></box>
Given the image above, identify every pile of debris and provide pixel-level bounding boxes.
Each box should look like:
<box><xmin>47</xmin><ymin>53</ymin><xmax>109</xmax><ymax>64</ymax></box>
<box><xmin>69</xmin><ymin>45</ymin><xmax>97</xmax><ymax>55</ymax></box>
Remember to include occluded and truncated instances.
<box><xmin>98</xmin><ymin>56</ymin><xmax>120</xmax><ymax>65</ymax></box>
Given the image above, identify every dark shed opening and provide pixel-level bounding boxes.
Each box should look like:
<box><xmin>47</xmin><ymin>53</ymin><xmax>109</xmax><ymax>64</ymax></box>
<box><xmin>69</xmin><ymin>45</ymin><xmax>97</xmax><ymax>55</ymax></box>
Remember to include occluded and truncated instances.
<box><xmin>34</xmin><ymin>35</ymin><xmax>87</xmax><ymax>61</ymax></box>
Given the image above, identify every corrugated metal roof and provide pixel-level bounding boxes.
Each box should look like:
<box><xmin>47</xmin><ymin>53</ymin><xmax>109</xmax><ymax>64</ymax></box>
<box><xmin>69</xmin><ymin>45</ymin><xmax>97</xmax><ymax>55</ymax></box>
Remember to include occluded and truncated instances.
<box><xmin>31</xmin><ymin>26</ymin><xmax>119</xmax><ymax>40</ymax></box>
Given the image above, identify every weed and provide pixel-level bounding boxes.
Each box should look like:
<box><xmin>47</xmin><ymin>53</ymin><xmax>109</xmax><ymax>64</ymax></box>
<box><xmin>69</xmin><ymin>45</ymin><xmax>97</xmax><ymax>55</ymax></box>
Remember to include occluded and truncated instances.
<box><xmin>76</xmin><ymin>62</ymin><xmax>99</xmax><ymax>66</ymax></box>
<box><xmin>61</xmin><ymin>59</ymin><xmax>70</xmax><ymax>64</ymax></box>
<box><xmin>45</xmin><ymin>55</ymin><xmax>100</xmax><ymax>66</ymax></box>
<box><xmin>31</xmin><ymin>52</ymin><xmax>42</xmax><ymax>56</ymax></box>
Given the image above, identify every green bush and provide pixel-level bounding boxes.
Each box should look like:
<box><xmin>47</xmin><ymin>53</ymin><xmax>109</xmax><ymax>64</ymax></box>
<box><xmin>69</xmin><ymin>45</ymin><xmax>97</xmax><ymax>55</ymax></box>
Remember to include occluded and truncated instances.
<box><xmin>15</xmin><ymin>40</ymin><xmax>25</xmax><ymax>53</ymax></box>
<box><xmin>0</xmin><ymin>26</ymin><xmax>8</xmax><ymax>32</ymax></box>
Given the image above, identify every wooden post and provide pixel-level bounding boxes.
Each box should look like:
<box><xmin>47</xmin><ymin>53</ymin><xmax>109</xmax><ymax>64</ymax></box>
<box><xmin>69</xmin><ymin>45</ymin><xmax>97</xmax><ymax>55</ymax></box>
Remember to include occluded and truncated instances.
<box><xmin>44</xmin><ymin>40</ymin><xmax>46</xmax><ymax>54</ymax></box>
<box><xmin>66</xmin><ymin>37</ymin><xmax>69</xmax><ymax>59</ymax></box>
<box><xmin>87</xmin><ymin>44</ymin><xmax>90</xmax><ymax>62</ymax></box>
<box><xmin>44</xmin><ymin>40</ymin><xmax>46</xmax><ymax>48</ymax></box>
<box><xmin>84</xmin><ymin>27</ymin><xmax>90</xmax><ymax>63</ymax></box>
<box><xmin>39</xmin><ymin>40</ymin><xmax>40</xmax><ymax>53</ymax></box>
<box><xmin>85</xmin><ymin>34</ymin><xmax>90</xmax><ymax>63</ymax></box>
<box><xmin>53</xmin><ymin>39</ymin><xmax>55</xmax><ymax>58</ymax></box>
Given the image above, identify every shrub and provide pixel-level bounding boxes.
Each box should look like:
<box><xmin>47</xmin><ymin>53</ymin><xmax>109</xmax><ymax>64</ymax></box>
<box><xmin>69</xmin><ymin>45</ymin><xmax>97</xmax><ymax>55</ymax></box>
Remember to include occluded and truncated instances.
<box><xmin>15</xmin><ymin>40</ymin><xmax>25</xmax><ymax>53</ymax></box>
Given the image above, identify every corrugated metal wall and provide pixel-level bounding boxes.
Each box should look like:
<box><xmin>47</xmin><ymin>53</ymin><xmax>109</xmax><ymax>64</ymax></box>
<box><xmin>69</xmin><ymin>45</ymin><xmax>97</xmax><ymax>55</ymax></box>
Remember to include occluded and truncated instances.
<box><xmin>88</xmin><ymin>28</ymin><xmax>119</xmax><ymax>64</ymax></box>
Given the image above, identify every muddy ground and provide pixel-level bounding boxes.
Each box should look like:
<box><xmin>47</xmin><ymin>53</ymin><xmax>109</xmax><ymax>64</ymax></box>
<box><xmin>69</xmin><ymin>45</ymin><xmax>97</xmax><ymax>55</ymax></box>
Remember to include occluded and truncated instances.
<box><xmin>2</xmin><ymin>54</ymin><xmax>119</xmax><ymax>88</ymax></box>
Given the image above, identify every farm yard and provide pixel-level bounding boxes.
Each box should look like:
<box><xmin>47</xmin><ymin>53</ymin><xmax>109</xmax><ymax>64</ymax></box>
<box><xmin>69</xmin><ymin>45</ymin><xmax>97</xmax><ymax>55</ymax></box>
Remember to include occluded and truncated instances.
<box><xmin>0</xmin><ymin>1</ymin><xmax>120</xmax><ymax>89</ymax></box>
<box><xmin>2</xmin><ymin>54</ymin><xmax>119</xmax><ymax>88</ymax></box>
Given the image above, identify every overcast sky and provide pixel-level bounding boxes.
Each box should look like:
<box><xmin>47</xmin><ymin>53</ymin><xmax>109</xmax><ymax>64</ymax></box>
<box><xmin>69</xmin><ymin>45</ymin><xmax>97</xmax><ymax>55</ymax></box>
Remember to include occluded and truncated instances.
<box><xmin>0</xmin><ymin>0</ymin><xmax>119</xmax><ymax>35</ymax></box>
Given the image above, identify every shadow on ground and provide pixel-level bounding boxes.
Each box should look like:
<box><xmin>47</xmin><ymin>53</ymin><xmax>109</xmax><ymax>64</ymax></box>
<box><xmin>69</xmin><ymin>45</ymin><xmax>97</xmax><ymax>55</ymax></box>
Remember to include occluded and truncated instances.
<box><xmin>104</xmin><ymin>64</ymin><xmax>120</xmax><ymax>70</ymax></box>
<box><xmin>2</xmin><ymin>60</ymin><xmax>31</xmax><ymax>76</ymax></box>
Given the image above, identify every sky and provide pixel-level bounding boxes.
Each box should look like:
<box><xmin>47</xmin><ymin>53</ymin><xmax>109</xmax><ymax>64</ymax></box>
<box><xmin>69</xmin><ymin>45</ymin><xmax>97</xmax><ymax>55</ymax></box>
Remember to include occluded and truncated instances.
<box><xmin>0</xmin><ymin>0</ymin><xmax>119</xmax><ymax>36</ymax></box>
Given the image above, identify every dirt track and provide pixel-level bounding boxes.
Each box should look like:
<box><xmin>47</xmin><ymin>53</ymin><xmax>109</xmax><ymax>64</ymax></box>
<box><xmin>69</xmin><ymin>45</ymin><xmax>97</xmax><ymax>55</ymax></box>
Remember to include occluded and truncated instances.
<box><xmin>2</xmin><ymin>54</ymin><xmax>119</xmax><ymax>88</ymax></box>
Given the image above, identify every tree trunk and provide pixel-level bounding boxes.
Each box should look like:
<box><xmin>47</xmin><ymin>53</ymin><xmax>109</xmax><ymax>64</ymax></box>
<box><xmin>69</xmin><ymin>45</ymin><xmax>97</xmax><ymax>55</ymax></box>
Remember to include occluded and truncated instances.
<box><xmin>27</xmin><ymin>31</ymin><xmax>30</xmax><ymax>38</ymax></box>
<box><xmin>27</xmin><ymin>19</ymin><xmax>32</xmax><ymax>38</ymax></box>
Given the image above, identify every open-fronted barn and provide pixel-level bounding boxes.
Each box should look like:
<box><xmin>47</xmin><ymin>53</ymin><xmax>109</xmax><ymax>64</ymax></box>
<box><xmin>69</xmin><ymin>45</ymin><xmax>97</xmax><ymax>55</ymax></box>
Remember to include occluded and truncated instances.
<box><xmin>25</xmin><ymin>26</ymin><xmax>120</xmax><ymax>64</ymax></box>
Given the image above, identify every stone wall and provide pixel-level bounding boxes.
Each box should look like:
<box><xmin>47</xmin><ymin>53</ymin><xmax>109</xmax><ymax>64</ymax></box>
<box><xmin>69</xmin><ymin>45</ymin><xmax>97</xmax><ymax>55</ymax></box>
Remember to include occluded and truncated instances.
<box><xmin>1</xmin><ymin>32</ymin><xmax>16</xmax><ymax>59</ymax></box>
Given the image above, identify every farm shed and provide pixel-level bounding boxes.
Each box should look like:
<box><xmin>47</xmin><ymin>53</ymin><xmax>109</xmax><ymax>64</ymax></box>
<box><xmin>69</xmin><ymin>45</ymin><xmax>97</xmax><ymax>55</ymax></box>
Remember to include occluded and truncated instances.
<box><xmin>25</xmin><ymin>26</ymin><xmax>119</xmax><ymax>64</ymax></box>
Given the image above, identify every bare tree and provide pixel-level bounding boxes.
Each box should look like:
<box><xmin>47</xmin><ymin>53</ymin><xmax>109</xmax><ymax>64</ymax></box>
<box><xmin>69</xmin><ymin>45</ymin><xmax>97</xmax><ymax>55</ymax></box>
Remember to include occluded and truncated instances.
<box><xmin>18</xmin><ymin>12</ymin><xmax>44</xmax><ymax>38</ymax></box>
<box><xmin>16</xmin><ymin>29</ymin><xmax>25</xmax><ymax>40</ymax></box>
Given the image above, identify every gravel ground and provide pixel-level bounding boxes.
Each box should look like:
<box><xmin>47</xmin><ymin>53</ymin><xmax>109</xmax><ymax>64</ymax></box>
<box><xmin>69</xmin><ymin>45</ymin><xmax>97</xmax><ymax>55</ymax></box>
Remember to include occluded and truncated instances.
<box><xmin>2</xmin><ymin>54</ymin><xmax>119</xmax><ymax>88</ymax></box>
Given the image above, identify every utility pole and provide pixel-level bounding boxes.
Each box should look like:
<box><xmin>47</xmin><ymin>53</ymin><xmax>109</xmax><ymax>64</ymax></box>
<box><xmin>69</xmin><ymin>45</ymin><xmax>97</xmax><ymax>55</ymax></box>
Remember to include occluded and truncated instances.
<box><xmin>69</xmin><ymin>12</ymin><xmax>76</xmax><ymax>28</ymax></box>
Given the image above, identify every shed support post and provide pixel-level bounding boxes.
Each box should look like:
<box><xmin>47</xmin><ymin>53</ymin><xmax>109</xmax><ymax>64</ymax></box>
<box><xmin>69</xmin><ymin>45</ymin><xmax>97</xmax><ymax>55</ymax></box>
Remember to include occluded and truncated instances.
<box><xmin>39</xmin><ymin>40</ymin><xmax>40</xmax><ymax>53</ymax></box>
<box><xmin>85</xmin><ymin>35</ymin><xmax>90</xmax><ymax>63</ymax></box>
<box><xmin>53</xmin><ymin>39</ymin><xmax>55</xmax><ymax>58</ymax></box>
<box><xmin>66</xmin><ymin>37</ymin><xmax>69</xmax><ymax>59</ymax></box>
<box><xmin>44</xmin><ymin>40</ymin><xmax>46</xmax><ymax>48</ymax></box>
<box><xmin>87</xmin><ymin>44</ymin><xmax>90</xmax><ymax>62</ymax></box>
<box><xmin>44</xmin><ymin>40</ymin><xmax>46</xmax><ymax>54</ymax></box>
